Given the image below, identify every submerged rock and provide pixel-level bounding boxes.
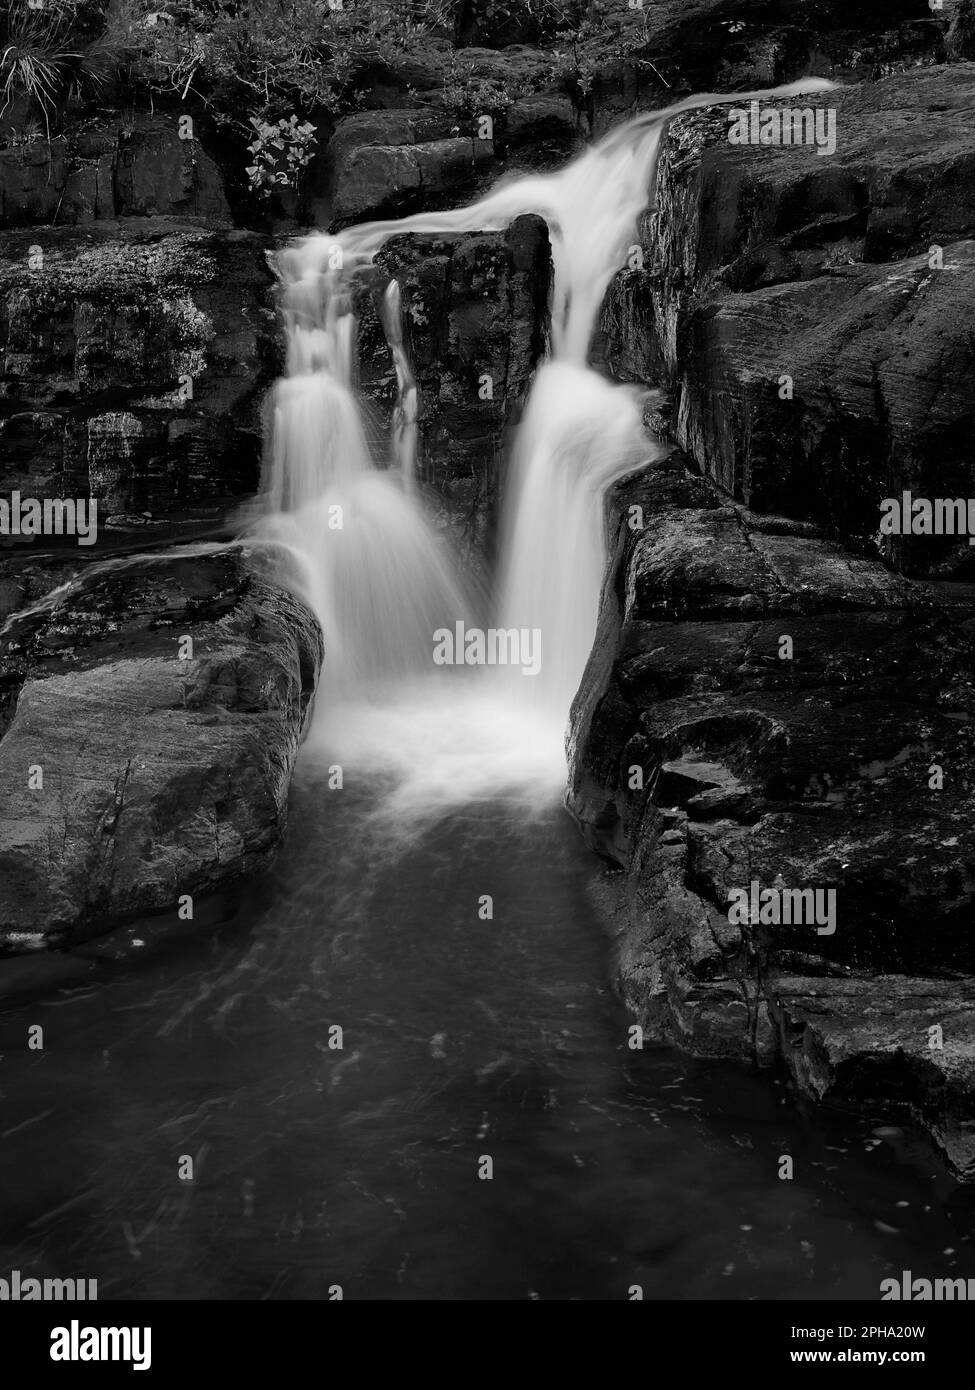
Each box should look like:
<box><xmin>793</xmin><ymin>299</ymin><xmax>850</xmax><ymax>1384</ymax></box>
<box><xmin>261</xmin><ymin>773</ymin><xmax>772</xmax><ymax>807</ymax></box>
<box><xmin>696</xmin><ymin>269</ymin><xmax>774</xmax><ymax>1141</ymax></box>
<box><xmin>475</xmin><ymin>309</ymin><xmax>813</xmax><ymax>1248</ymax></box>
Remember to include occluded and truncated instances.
<box><xmin>0</xmin><ymin>546</ymin><xmax>322</xmax><ymax>952</ymax></box>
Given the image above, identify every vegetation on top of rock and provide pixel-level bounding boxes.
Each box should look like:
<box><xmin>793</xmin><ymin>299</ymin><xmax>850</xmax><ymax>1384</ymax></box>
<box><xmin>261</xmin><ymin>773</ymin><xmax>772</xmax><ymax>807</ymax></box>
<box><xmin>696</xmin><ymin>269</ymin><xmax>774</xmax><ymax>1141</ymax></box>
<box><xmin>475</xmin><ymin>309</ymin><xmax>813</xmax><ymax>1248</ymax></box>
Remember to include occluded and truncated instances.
<box><xmin>0</xmin><ymin>0</ymin><xmax>129</xmax><ymax>135</ymax></box>
<box><xmin>0</xmin><ymin>0</ymin><xmax>964</xmax><ymax>217</ymax></box>
<box><xmin>0</xmin><ymin>0</ymin><xmax>671</xmax><ymax>198</ymax></box>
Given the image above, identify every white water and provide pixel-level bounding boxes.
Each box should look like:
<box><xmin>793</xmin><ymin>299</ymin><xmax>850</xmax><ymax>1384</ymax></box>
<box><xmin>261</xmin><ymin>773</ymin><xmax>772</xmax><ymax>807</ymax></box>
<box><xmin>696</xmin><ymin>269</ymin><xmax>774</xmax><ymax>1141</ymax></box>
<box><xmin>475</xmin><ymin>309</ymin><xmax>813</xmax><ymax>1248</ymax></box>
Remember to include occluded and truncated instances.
<box><xmin>261</xmin><ymin>272</ymin><xmax>471</xmax><ymax>704</ymax></box>
<box><xmin>259</xmin><ymin>80</ymin><xmax>834</xmax><ymax>816</ymax></box>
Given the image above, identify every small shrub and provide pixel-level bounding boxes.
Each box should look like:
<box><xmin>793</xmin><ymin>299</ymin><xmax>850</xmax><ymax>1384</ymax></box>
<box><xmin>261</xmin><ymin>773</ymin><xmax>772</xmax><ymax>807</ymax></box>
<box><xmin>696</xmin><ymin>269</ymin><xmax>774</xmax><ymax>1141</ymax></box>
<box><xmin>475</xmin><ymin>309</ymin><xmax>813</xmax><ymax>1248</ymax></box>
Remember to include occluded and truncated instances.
<box><xmin>440</xmin><ymin>65</ymin><xmax>514</xmax><ymax>120</ymax></box>
<box><xmin>245</xmin><ymin>113</ymin><xmax>317</xmax><ymax>198</ymax></box>
<box><xmin>1</xmin><ymin>0</ymin><xmax>141</xmax><ymax>133</ymax></box>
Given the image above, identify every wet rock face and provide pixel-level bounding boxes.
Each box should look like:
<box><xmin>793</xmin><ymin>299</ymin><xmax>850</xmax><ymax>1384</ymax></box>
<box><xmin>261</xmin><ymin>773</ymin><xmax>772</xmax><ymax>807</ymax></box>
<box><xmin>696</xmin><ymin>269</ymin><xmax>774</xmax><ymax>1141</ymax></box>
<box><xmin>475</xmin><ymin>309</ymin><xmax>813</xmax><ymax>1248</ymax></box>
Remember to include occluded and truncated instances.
<box><xmin>316</xmin><ymin>112</ymin><xmax>554</xmax><ymax>565</ymax></box>
<box><xmin>0</xmin><ymin>546</ymin><xmax>322</xmax><ymax>952</ymax></box>
<box><xmin>356</xmin><ymin>215</ymin><xmax>550</xmax><ymax>568</ymax></box>
<box><xmin>0</xmin><ymin>223</ymin><xmax>279</xmax><ymax>532</ymax></box>
<box><xmin>567</xmin><ymin>456</ymin><xmax>975</xmax><ymax>1178</ymax></box>
<box><xmin>600</xmin><ymin>64</ymin><xmax>975</xmax><ymax>575</ymax></box>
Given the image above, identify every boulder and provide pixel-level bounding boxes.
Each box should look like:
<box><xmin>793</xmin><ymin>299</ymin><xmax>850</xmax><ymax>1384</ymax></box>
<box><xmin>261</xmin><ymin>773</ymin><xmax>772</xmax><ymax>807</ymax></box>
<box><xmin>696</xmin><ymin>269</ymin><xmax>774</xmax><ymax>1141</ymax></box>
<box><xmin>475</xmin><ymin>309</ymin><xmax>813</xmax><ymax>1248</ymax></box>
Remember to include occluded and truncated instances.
<box><xmin>504</xmin><ymin>94</ymin><xmax>580</xmax><ymax>150</ymax></box>
<box><xmin>325</xmin><ymin>109</ymin><xmax>496</xmax><ymax>223</ymax></box>
<box><xmin>0</xmin><ymin>545</ymin><xmax>322</xmax><ymax>952</ymax></box>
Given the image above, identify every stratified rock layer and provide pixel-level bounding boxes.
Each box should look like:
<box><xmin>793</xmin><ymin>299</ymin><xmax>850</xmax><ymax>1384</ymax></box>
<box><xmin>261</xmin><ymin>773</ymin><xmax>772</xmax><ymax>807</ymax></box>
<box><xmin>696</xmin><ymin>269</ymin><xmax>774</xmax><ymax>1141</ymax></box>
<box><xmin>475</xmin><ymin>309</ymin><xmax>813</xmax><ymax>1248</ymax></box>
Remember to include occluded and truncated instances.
<box><xmin>0</xmin><ymin>546</ymin><xmax>322</xmax><ymax>951</ymax></box>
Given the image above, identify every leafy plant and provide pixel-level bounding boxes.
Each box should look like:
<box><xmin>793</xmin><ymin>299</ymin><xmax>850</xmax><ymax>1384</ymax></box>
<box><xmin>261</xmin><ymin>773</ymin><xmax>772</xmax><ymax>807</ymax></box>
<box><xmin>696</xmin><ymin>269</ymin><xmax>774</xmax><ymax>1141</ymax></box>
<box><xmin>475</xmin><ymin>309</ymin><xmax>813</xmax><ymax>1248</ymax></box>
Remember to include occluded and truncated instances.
<box><xmin>69</xmin><ymin>0</ymin><xmax>145</xmax><ymax>98</ymax></box>
<box><xmin>440</xmin><ymin>61</ymin><xmax>514</xmax><ymax>120</ymax></box>
<box><xmin>548</xmin><ymin>10</ymin><xmax>660</xmax><ymax>101</ymax></box>
<box><xmin>245</xmin><ymin>113</ymin><xmax>317</xmax><ymax>197</ymax></box>
<box><xmin>456</xmin><ymin>0</ymin><xmax>584</xmax><ymax>45</ymax></box>
<box><xmin>132</xmin><ymin>0</ymin><xmax>455</xmax><ymax>125</ymax></box>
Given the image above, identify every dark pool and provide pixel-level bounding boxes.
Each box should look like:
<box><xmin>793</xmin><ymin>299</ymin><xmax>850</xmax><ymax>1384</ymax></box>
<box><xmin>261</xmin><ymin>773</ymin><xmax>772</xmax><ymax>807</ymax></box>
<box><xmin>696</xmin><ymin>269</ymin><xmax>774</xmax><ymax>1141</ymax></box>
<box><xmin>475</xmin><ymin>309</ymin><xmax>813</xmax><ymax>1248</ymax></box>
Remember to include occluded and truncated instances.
<box><xmin>1</xmin><ymin>763</ymin><xmax>972</xmax><ymax>1300</ymax></box>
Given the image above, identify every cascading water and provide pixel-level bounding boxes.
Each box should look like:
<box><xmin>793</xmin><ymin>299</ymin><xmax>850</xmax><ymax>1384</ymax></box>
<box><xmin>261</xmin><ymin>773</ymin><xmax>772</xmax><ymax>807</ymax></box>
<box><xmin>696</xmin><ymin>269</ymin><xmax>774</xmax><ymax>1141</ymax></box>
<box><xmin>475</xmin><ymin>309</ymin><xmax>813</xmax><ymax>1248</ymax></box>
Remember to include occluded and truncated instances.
<box><xmin>9</xmin><ymin>76</ymin><xmax>962</xmax><ymax>1305</ymax></box>
<box><xmin>258</xmin><ymin>255</ymin><xmax>471</xmax><ymax>704</ymax></box>
<box><xmin>258</xmin><ymin>79</ymin><xmax>834</xmax><ymax>813</ymax></box>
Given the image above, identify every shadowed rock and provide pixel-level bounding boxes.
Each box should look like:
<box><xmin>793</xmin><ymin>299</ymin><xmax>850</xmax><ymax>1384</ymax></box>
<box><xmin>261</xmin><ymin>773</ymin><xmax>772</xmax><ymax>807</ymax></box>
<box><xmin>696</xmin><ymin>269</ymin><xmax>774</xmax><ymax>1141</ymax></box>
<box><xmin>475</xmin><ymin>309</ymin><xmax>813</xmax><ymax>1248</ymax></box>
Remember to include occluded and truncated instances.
<box><xmin>0</xmin><ymin>222</ymin><xmax>278</xmax><ymax>531</ymax></box>
<box><xmin>0</xmin><ymin>116</ymin><xmax>231</xmax><ymax>229</ymax></box>
<box><xmin>598</xmin><ymin>65</ymin><xmax>975</xmax><ymax>574</ymax></box>
<box><xmin>567</xmin><ymin>452</ymin><xmax>975</xmax><ymax>1179</ymax></box>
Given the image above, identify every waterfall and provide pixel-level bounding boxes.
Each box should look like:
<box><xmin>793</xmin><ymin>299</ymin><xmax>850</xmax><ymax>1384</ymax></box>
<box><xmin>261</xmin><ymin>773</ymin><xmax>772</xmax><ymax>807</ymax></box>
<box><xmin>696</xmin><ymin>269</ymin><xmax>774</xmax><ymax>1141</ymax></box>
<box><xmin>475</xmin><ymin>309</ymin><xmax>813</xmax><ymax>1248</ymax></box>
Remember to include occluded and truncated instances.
<box><xmin>259</xmin><ymin>252</ymin><xmax>471</xmax><ymax>702</ymax></box>
<box><xmin>258</xmin><ymin>79</ymin><xmax>834</xmax><ymax>810</ymax></box>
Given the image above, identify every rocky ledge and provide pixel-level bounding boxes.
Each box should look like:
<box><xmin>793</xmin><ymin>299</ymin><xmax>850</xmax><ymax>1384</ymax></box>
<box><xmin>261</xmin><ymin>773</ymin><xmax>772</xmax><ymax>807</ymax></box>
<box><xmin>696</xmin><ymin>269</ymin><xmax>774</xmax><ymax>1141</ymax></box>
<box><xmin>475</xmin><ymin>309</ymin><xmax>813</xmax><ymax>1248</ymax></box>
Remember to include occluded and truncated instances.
<box><xmin>568</xmin><ymin>451</ymin><xmax>975</xmax><ymax>1180</ymax></box>
<box><xmin>574</xmin><ymin>56</ymin><xmax>975</xmax><ymax>1182</ymax></box>
<box><xmin>0</xmin><ymin>546</ymin><xmax>321</xmax><ymax>953</ymax></box>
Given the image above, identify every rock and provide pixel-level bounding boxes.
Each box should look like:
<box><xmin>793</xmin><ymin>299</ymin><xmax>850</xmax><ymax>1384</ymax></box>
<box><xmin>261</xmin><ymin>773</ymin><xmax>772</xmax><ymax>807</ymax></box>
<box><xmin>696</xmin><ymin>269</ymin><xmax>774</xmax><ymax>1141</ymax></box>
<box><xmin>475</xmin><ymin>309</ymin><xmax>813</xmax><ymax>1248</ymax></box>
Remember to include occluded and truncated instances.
<box><xmin>567</xmin><ymin>453</ymin><xmax>975</xmax><ymax>1179</ymax></box>
<box><xmin>771</xmin><ymin>976</ymin><xmax>975</xmax><ymax>1181</ymax></box>
<box><xmin>504</xmin><ymin>94</ymin><xmax>580</xmax><ymax>149</ymax></box>
<box><xmin>0</xmin><ymin>116</ymin><xmax>231</xmax><ymax>229</ymax></box>
<box><xmin>355</xmin><ymin>215</ymin><xmax>550</xmax><ymax>569</ymax></box>
<box><xmin>0</xmin><ymin>545</ymin><xmax>322</xmax><ymax>952</ymax></box>
<box><xmin>431</xmin><ymin>44</ymin><xmax>554</xmax><ymax>98</ymax></box>
<box><xmin>946</xmin><ymin>0</ymin><xmax>975</xmax><ymax>60</ymax></box>
<box><xmin>596</xmin><ymin>65</ymin><xmax>975</xmax><ymax>573</ymax></box>
<box><xmin>582</xmin><ymin>0</ymin><xmax>950</xmax><ymax>133</ymax></box>
<box><xmin>675</xmin><ymin>245</ymin><xmax>975</xmax><ymax>569</ymax></box>
<box><xmin>327</xmin><ymin>110</ymin><xmax>452</xmax><ymax>162</ymax></box>
<box><xmin>113</xmin><ymin>122</ymin><xmax>230</xmax><ymax>222</ymax></box>
<box><xmin>330</xmin><ymin>137</ymin><xmax>494</xmax><ymax>223</ymax></box>
<box><xmin>325</xmin><ymin>109</ymin><xmax>496</xmax><ymax>223</ymax></box>
<box><xmin>0</xmin><ymin>222</ymin><xmax>279</xmax><ymax>532</ymax></box>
